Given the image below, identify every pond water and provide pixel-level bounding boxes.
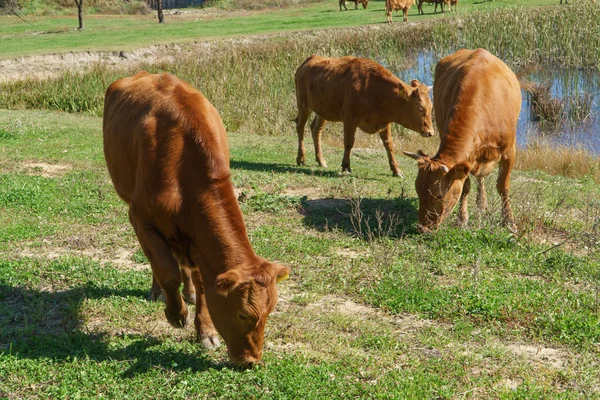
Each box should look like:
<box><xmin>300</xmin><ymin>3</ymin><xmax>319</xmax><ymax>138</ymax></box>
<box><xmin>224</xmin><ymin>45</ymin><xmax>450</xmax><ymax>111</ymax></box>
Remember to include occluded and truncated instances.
<box><xmin>388</xmin><ymin>51</ymin><xmax>600</xmax><ymax>155</ymax></box>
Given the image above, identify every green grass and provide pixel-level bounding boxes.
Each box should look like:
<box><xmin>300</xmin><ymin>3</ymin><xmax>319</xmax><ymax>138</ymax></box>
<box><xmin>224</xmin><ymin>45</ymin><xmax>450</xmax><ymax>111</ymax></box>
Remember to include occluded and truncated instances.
<box><xmin>0</xmin><ymin>0</ymin><xmax>559</xmax><ymax>58</ymax></box>
<box><xmin>1</xmin><ymin>109</ymin><xmax>599</xmax><ymax>398</ymax></box>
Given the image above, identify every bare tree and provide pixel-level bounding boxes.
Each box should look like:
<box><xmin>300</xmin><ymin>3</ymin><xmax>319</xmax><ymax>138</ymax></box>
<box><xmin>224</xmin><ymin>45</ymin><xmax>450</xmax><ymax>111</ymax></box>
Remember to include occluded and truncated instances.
<box><xmin>157</xmin><ymin>0</ymin><xmax>164</xmax><ymax>23</ymax></box>
<box><xmin>74</xmin><ymin>0</ymin><xmax>84</xmax><ymax>30</ymax></box>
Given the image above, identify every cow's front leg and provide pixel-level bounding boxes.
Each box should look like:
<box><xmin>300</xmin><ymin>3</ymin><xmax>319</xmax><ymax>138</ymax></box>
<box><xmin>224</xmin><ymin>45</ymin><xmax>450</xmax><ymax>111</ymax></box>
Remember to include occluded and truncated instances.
<box><xmin>476</xmin><ymin>176</ymin><xmax>487</xmax><ymax>224</ymax></box>
<box><xmin>311</xmin><ymin>115</ymin><xmax>328</xmax><ymax>168</ymax></box>
<box><xmin>190</xmin><ymin>267</ymin><xmax>220</xmax><ymax>349</ymax></box>
<box><xmin>403</xmin><ymin>7</ymin><xmax>409</xmax><ymax>21</ymax></box>
<box><xmin>130</xmin><ymin>208</ymin><xmax>188</xmax><ymax>328</ymax></box>
<box><xmin>378</xmin><ymin>125</ymin><xmax>403</xmax><ymax>177</ymax></box>
<box><xmin>497</xmin><ymin>151</ymin><xmax>516</xmax><ymax>232</ymax></box>
<box><xmin>341</xmin><ymin>122</ymin><xmax>358</xmax><ymax>173</ymax></box>
<box><xmin>458</xmin><ymin>176</ymin><xmax>471</xmax><ymax>227</ymax></box>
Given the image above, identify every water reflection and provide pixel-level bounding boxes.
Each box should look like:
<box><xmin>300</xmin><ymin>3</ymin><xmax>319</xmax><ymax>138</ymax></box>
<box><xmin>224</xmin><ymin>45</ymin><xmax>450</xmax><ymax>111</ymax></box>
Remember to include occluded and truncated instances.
<box><xmin>380</xmin><ymin>51</ymin><xmax>600</xmax><ymax>155</ymax></box>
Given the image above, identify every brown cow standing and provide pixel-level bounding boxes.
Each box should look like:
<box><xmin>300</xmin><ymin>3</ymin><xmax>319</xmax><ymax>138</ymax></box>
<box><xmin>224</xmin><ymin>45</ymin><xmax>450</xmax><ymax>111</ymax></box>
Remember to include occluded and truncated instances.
<box><xmin>294</xmin><ymin>55</ymin><xmax>434</xmax><ymax>177</ymax></box>
<box><xmin>417</xmin><ymin>0</ymin><xmax>447</xmax><ymax>15</ymax></box>
<box><xmin>339</xmin><ymin>0</ymin><xmax>368</xmax><ymax>10</ymax></box>
<box><xmin>103</xmin><ymin>72</ymin><xmax>290</xmax><ymax>367</ymax></box>
<box><xmin>449</xmin><ymin>0</ymin><xmax>457</xmax><ymax>12</ymax></box>
<box><xmin>404</xmin><ymin>49</ymin><xmax>521</xmax><ymax>232</ymax></box>
<box><xmin>385</xmin><ymin>0</ymin><xmax>415</xmax><ymax>22</ymax></box>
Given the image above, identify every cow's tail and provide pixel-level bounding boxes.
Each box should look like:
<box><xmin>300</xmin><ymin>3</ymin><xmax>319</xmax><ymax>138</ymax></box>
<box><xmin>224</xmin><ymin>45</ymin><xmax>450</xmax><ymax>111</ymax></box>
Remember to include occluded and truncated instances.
<box><xmin>518</xmin><ymin>77</ymin><xmax>535</xmax><ymax>94</ymax></box>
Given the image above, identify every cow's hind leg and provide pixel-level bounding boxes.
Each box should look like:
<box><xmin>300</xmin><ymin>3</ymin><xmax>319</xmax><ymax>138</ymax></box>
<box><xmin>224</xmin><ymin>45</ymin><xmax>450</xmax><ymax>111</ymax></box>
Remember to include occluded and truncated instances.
<box><xmin>190</xmin><ymin>266</ymin><xmax>221</xmax><ymax>350</ymax></box>
<box><xmin>476</xmin><ymin>176</ymin><xmax>487</xmax><ymax>224</ymax></box>
<box><xmin>497</xmin><ymin>149</ymin><xmax>516</xmax><ymax>231</ymax></box>
<box><xmin>311</xmin><ymin>115</ymin><xmax>328</xmax><ymax>168</ymax></box>
<box><xmin>378</xmin><ymin>125</ymin><xmax>403</xmax><ymax>177</ymax></box>
<box><xmin>458</xmin><ymin>176</ymin><xmax>471</xmax><ymax>227</ymax></box>
<box><xmin>295</xmin><ymin>108</ymin><xmax>311</xmax><ymax>166</ymax></box>
<box><xmin>130</xmin><ymin>209</ymin><xmax>188</xmax><ymax>328</ymax></box>
<box><xmin>341</xmin><ymin>122</ymin><xmax>358</xmax><ymax>173</ymax></box>
<box><xmin>149</xmin><ymin>265</ymin><xmax>196</xmax><ymax>304</ymax></box>
<box><xmin>402</xmin><ymin>7</ymin><xmax>409</xmax><ymax>22</ymax></box>
<box><xmin>180</xmin><ymin>265</ymin><xmax>196</xmax><ymax>304</ymax></box>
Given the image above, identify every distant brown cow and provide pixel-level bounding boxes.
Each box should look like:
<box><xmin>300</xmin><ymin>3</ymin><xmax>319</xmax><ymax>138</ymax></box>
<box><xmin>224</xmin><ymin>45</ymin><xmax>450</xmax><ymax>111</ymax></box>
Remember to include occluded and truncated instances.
<box><xmin>449</xmin><ymin>0</ymin><xmax>457</xmax><ymax>12</ymax></box>
<box><xmin>417</xmin><ymin>0</ymin><xmax>446</xmax><ymax>14</ymax></box>
<box><xmin>385</xmin><ymin>0</ymin><xmax>415</xmax><ymax>22</ymax></box>
<box><xmin>339</xmin><ymin>0</ymin><xmax>368</xmax><ymax>10</ymax></box>
<box><xmin>294</xmin><ymin>55</ymin><xmax>434</xmax><ymax>177</ymax></box>
<box><xmin>404</xmin><ymin>49</ymin><xmax>521</xmax><ymax>232</ymax></box>
<box><xmin>103</xmin><ymin>72</ymin><xmax>290</xmax><ymax>367</ymax></box>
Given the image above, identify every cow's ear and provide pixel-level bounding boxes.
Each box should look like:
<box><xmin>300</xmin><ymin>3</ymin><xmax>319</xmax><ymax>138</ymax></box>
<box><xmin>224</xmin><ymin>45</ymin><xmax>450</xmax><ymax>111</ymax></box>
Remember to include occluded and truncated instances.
<box><xmin>410</xmin><ymin>79</ymin><xmax>420</xmax><ymax>87</ymax></box>
<box><xmin>252</xmin><ymin>263</ymin><xmax>290</xmax><ymax>286</ymax></box>
<box><xmin>449</xmin><ymin>162</ymin><xmax>470</xmax><ymax>180</ymax></box>
<box><xmin>216</xmin><ymin>270</ymin><xmax>243</xmax><ymax>297</ymax></box>
<box><xmin>273</xmin><ymin>263</ymin><xmax>290</xmax><ymax>284</ymax></box>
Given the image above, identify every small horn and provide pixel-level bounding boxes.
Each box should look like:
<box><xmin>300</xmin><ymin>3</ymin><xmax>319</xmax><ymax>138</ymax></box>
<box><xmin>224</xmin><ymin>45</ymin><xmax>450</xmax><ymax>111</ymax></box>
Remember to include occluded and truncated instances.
<box><xmin>403</xmin><ymin>150</ymin><xmax>424</xmax><ymax>160</ymax></box>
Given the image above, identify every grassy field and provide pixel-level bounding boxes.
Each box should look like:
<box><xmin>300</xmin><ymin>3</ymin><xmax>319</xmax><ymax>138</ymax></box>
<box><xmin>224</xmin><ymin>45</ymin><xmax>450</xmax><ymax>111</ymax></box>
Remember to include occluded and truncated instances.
<box><xmin>1</xmin><ymin>0</ymin><xmax>600</xmax><ymax>397</ymax></box>
<box><xmin>0</xmin><ymin>0</ymin><xmax>559</xmax><ymax>59</ymax></box>
<box><xmin>1</xmin><ymin>107</ymin><xmax>599</xmax><ymax>398</ymax></box>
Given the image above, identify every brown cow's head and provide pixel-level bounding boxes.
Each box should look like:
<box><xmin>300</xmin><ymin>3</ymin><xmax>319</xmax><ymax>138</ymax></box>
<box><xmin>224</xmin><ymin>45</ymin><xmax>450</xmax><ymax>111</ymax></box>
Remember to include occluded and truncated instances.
<box><xmin>404</xmin><ymin>80</ymin><xmax>434</xmax><ymax>138</ymax></box>
<box><xmin>403</xmin><ymin>150</ymin><xmax>470</xmax><ymax>231</ymax></box>
<box><xmin>205</xmin><ymin>262</ymin><xmax>290</xmax><ymax>368</ymax></box>
<box><xmin>360</xmin><ymin>0</ymin><xmax>368</xmax><ymax>9</ymax></box>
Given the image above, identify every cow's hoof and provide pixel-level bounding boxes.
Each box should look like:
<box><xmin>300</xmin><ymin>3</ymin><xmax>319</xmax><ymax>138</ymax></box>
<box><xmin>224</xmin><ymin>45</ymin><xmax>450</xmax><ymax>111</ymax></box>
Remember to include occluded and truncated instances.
<box><xmin>392</xmin><ymin>170</ymin><xmax>405</xmax><ymax>178</ymax></box>
<box><xmin>341</xmin><ymin>167</ymin><xmax>352</xmax><ymax>174</ymax></box>
<box><xmin>149</xmin><ymin>289</ymin><xmax>165</xmax><ymax>302</ymax></box>
<box><xmin>183</xmin><ymin>291</ymin><xmax>197</xmax><ymax>304</ymax></box>
<box><xmin>317</xmin><ymin>161</ymin><xmax>328</xmax><ymax>168</ymax></box>
<box><xmin>296</xmin><ymin>158</ymin><xmax>305</xmax><ymax>166</ymax></box>
<box><xmin>198</xmin><ymin>334</ymin><xmax>221</xmax><ymax>350</ymax></box>
<box><xmin>165</xmin><ymin>309</ymin><xmax>189</xmax><ymax>328</ymax></box>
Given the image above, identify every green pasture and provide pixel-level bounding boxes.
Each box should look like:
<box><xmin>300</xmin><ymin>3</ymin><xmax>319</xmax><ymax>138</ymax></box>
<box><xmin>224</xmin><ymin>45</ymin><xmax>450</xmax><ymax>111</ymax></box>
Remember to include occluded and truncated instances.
<box><xmin>1</xmin><ymin>109</ymin><xmax>599</xmax><ymax>398</ymax></box>
<box><xmin>0</xmin><ymin>0</ymin><xmax>559</xmax><ymax>58</ymax></box>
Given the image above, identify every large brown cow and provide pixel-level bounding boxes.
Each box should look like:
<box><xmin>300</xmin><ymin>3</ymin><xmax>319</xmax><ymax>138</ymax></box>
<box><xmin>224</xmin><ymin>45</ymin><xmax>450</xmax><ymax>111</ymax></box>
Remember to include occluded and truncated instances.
<box><xmin>404</xmin><ymin>49</ymin><xmax>521</xmax><ymax>232</ymax></box>
<box><xmin>294</xmin><ymin>55</ymin><xmax>434</xmax><ymax>177</ymax></box>
<box><xmin>385</xmin><ymin>0</ymin><xmax>415</xmax><ymax>22</ymax></box>
<box><xmin>103</xmin><ymin>72</ymin><xmax>290</xmax><ymax>367</ymax></box>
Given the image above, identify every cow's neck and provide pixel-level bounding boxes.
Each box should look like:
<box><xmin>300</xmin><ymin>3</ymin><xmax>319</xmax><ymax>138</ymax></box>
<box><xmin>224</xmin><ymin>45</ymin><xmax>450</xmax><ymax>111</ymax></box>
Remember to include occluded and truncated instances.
<box><xmin>393</xmin><ymin>81</ymin><xmax>417</xmax><ymax>128</ymax></box>
<box><xmin>435</xmin><ymin>121</ymin><xmax>476</xmax><ymax>168</ymax></box>
<box><xmin>192</xmin><ymin>178</ymin><xmax>258</xmax><ymax>278</ymax></box>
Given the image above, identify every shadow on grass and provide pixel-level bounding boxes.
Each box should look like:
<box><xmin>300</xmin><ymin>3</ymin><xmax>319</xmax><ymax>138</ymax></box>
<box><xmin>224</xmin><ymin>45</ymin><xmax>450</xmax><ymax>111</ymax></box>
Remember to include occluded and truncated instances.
<box><xmin>300</xmin><ymin>195</ymin><xmax>420</xmax><ymax>238</ymax></box>
<box><xmin>230</xmin><ymin>159</ymin><xmax>343</xmax><ymax>178</ymax></box>
<box><xmin>0</xmin><ymin>283</ymin><xmax>225</xmax><ymax>375</ymax></box>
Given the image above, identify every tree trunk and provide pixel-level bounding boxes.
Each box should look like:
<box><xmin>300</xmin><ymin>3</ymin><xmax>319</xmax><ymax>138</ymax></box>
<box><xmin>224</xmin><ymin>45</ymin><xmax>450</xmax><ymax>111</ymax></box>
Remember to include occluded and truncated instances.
<box><xmin>74</xmin><ymin>0</ymin><xmax>84</xmax><ymax>30</ymax></box>
<box><xmin>157</xmin><ymin>0</ymin><xmax>164</xmax><ymax>23</ymax></box>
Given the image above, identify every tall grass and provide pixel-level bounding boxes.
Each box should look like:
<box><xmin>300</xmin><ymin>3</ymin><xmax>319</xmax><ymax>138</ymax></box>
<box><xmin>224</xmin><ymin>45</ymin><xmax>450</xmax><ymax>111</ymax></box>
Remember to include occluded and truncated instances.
<box><xmin>1</xmin><ymin>3</ymin><xmax>599</xmax><ymax>180</ymax></box>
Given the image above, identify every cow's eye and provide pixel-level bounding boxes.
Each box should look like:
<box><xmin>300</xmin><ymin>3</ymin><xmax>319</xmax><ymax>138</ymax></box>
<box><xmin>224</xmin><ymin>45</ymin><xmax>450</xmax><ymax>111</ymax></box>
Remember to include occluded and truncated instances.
<box><xmin>238</xmin><ymin>313</ymin><xmax>249</xmax><ymax>321</ymax></box>
<box><xmin>418</xmin><ymin>108</ymin><xmax>424</xmax><ymax>112</ymax></box>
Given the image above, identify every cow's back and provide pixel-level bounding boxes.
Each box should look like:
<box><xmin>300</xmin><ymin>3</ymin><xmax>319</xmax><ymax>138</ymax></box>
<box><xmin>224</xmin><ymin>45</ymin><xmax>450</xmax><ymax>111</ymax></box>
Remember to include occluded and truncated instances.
<box><xmin>295</xmin><ymin>55</ymin><xmax>396</xmax><ymax>121</ymax></box>
<box><xmin>103</xmin><ymin>72</ymin><xmax>230</xmax><ymax>212</ymax></box>
<box><xmin>433</xmin><ymin>49</ymin><xmax>521</xmax><ymax>144</ymax></box>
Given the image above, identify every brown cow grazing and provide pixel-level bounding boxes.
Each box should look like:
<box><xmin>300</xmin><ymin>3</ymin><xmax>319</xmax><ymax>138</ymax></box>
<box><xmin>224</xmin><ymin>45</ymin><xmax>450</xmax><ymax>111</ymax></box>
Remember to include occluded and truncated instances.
<box><xmin>417</xmin><ymin>0</ymin><xmax>446</xmax><ymax>14</ymax></box>
<box><xmin>403</xmin><ymin>49</ymin><xmax>521</xmax><ymax>232</ymax></box>
<box><xmin>339</xmin><ymin>0</ymin><xmax>368</xmax><ymax>10</ymax></box>
<box><xmin>294</xmin><ymin>55</ymin><xmax>434</xmax><ymax>177</ymax></box>
<box><xmin>103</xmin><ymin>71</ymin><xmax>290</xmax><ymax>367</ymax></box>
<box><xmin>385</xmin><ymin>0</ymin><xmax>415</xmax><ymax>22</ymax></box>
